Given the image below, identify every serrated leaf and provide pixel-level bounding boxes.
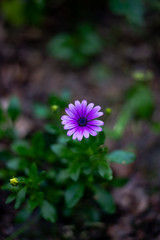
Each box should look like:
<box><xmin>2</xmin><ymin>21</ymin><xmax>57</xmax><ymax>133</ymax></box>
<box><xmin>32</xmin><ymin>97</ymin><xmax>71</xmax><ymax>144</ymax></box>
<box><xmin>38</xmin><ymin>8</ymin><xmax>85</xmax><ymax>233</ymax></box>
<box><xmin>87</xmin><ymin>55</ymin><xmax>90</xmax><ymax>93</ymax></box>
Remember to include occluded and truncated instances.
<box><xmin>108</xmin><ymin>150</ymin><xmax>135</xmax><ymax>164</ymax></box>
<box><xmin>94</xmin><ymin>187</ymin><xmax>115</xmax><ymax>214</ymax></box>
<box><xmin>65</xmin><ymin>183</ymin><xmax>84</xmax><ymax>208</ymax></box>
<box><xmin>15</xmin><ymin>187</ymin><xmax>27</xmax><ymax>209</ymax></box>
<box><xmin>41</xmin><ymin>200</ymin><xmax>56</xmax><ymax>223</ymax></box>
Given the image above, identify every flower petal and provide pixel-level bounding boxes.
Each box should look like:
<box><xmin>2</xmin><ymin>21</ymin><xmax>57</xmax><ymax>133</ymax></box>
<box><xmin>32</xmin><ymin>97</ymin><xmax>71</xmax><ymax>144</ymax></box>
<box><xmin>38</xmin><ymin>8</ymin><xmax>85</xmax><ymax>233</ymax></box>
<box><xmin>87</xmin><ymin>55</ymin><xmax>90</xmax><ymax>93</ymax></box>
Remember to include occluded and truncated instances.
<box><xmin>81</xmin><ymin>100</ymin><xmax>87</xmax><ymax>117</ymax></box>
<box><xmin>85</xmin><ymin>103</ymin><xmax>94</xmax><ymax>117</ymax></box>
<box><xmin>77</xmin><ymin>128</ymin><xmax>83</xmax><ymax>141</ymax></box>
<box><xmin>61</xmin><ymin>115</ymin><xmax>72</xmax><ymax>121</ymax></box>
<box><xmin>73</xmin><ymin>129</ymin><xmax>79</xmax><ymax>140</ymax></box>
<box><xmin>88</xmin><ymin>120</ymin><xmax>104</xmax><ymax>126</ymax></box>
<box><xmin>65</xmin><ymin>108</ymin><xmax>77</xmax><ymax>119</ymax></box>
<box><xmin>61</xmin><ymin>119</ymin><xmax>77</xmax><ymax>125</ymax></box>
<box><xmin>67</xmin><ymin>127</ymin><xmax>77</xmax><ymax>136</ymax></box>
<box><xmin>83</xmin><ymin>127</ymin><xmax>89</xmax><ymax>138</ymax></box>
<box><xmin>75</xmin><ymin>100</ymin><xmax>82</xmax><ymax>117</ymax></box>
<box><xmin>64</xmin><ymin>123</ymin><xmax>78</xmax><ymax>130</ymax></box>
<box><xmin>68</xmin><ymin>103</ymin><xmax>79</xmax><ymax>119</ymax></box>
<box><xmin>87</xmin><ymin>111</ymin><xmax>103</xmax><ymax>120</ymax></box>
<box><xmin>87</xmin><ymin>106</ymin><xmax>101</xmax><ymax>120</ymax></box>
<box><xmin>86</xmin><ymin>126</ymin><xmax>97</xmax><ymax>136</ymax></box>
<box><xmin>89</xmin><ymin>126</ymin><xmax>102</xmax><ymax>132</ymax></box>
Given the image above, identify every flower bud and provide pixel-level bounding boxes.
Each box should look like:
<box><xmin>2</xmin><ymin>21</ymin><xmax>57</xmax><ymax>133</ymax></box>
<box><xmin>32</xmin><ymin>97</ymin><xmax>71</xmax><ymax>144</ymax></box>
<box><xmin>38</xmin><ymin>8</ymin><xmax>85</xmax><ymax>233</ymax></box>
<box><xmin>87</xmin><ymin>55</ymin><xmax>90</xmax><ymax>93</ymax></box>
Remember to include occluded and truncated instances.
<box><xmin>51</xmin><ymin>105</ymin><xmax>58</xmax><ymax>112</ymax></box>
<box><xmin>10</xmin><ymin>177</ymin><xmax>19</xmax><ymax>186</ymax></box>
<box><xmin>105</xmin><ymin>108</ymin><xmax>112</xmax><ymax>115</ymax></box>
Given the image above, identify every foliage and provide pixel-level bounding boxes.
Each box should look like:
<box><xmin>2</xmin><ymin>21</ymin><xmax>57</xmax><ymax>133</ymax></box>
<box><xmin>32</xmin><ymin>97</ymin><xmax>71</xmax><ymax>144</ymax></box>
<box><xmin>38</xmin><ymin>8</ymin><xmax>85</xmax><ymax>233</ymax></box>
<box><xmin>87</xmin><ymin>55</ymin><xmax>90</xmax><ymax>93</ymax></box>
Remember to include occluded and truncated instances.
<box><xmin>106</xmin><ymin>73</ymin><xmax>155</xmax><ymax>139</ymax></box>
<box><xmin>0</xmin><ymin>95</ymin><xmax>135</xmax><ymax>225</ymax></box>
<box><xmin>108</xmin><ymin>0</ymin><xmax>145</xmax><ymax>26</ymax></box>
<box><xmin>48</xmin><ymin>25</ymin><xmax>103</xmax><ymax>67</ymax></box>
<box><xmin>1</xmin><ymin>0</ymin><xmax>45</xmax><ymax>26</ymax></box>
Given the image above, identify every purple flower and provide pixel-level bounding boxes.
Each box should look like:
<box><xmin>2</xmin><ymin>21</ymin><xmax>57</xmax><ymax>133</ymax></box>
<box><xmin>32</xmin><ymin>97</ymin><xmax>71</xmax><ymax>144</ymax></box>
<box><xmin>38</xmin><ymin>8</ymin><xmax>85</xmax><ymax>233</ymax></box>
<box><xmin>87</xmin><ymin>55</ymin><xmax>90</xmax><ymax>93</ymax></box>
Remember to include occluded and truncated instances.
<box><xmin>61</xmin><ymin>100</ymin><xmax>104</xmax><ymax>141</ymax></box>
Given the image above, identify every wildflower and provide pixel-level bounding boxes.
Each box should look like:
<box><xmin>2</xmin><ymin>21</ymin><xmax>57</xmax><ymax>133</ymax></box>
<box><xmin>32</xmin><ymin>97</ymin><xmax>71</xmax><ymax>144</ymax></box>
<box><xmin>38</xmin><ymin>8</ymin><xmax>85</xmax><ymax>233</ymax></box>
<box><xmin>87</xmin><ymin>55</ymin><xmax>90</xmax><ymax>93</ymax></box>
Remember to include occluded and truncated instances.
<box><xmin>10</xmin><ymin>177</ymin><xmax>19</xmax><ymax>186</ymax></box>
<box><xmin>61</xmin><ymin>100</ymin><xmax>104</xmax><ymax>141</ymax></box>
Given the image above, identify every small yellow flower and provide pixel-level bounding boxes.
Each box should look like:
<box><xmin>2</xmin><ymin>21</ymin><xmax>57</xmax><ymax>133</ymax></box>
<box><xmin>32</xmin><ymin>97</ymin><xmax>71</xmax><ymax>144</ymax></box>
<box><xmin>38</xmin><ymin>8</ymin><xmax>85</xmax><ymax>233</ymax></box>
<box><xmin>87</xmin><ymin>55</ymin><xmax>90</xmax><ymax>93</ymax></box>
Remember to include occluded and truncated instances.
<box><xmin>51</xmin><ymin>105</ymin><xmax>58</xmax><ymax>112</ymax></box>
<box><xmin>10</xmin><ymin>177</ymin><xmax>19</xmax><ymax>186</ymax></box>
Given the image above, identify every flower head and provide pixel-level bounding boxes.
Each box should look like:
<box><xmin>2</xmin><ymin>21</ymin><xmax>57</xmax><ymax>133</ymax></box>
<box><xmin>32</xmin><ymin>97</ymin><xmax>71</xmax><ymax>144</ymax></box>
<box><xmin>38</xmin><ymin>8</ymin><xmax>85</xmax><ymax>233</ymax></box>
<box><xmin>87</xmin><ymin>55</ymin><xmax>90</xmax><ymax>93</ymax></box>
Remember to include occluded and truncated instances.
<box><xmin>10</xmin><ymin>177</ymin><xmax>19</xmax><ymax>186</ymax></box>
<box><xmin>61</xmin><ymin>100</ymin><xmax>104</xmax><ymax>141</ymax></box>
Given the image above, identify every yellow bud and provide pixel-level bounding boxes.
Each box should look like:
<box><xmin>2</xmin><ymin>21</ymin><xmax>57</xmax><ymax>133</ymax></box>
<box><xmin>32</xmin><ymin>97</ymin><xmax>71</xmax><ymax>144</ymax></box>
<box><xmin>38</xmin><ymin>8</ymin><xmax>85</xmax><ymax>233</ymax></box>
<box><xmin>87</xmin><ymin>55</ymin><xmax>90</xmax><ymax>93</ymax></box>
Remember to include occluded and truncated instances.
<box><xmin>10</xmin><ymin>177</ymin><xmax>19</xmax><ymax>186</ymax></box>
<box><xmin>105</xmin><ymin>108</ymin><xmax>112</xmax><ymax>115</ymax></box>
<box><xmin>51</xmin><ymin>105</ymin><xmax>58</xmax><ymax>112</ymax></box>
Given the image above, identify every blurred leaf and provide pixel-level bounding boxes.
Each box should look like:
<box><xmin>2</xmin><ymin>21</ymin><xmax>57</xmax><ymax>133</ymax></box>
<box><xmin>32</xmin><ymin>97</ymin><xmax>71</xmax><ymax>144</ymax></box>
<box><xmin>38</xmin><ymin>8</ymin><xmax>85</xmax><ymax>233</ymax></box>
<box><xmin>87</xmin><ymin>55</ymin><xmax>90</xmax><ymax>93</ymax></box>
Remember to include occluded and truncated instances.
<box><xmin>56</xmin><ymin>169</ymin><xmax>69</xmax><ymax>183</ymax></box>
<box><xmin>31</xmin><ymin>131</ymin><xmax>45</xmax><ymax>158</ymax></box>
<box><xmin>78</xmin><ymin>25</ymin><xmax>102</xmax><ymax>55</ymax></box>
<box><xmin>25</xmin><ymin>0</ymin><xmax>45</xmax><ymax>25</ymax></box>
<box><xmin>109</xmin><ymin>0</ymin><xmax>145</xmax><ymax>26</ymax></box>
<box><xmin>12</xmin><ymin>140</ymin><xmax>31</xmax><ymax>157</ymax></box>
<box><xmin>48</xmin><ymin>34</ymin><xmax>74</xmax><ymax>60</ymax></box>
<box><xmin>41</xmin><ymin>200</ymin><xmax>56</xmax><ymax>223</ymax></box>
<box><xmin>94</xmin><ymin>187</ymin><xmax>115</xmax><ymax>214</ymax></box>
<box><xmin>98</xmin><ymin>161</ymin><xmax>113</xmax><ymax>180</ymax></box>
<box><xmin>5</xmin><ymin>194</ymin><xmax>16</xmax><ymax>204</ymax></box>
<box><xmin>51</xmin><ymin>144</ymin><xmax>72</xmax><ymax>159</ymax></box>
<box><xmin>28</xmin><ymin>191</ymin><xmax>43</xmax><ymax>211</ymax></box>
<box><xmin>111</xmin><ymin>178</ymin><xmax>128</xmax><ymax>187</ymax></box>
<box><xmin>33</xmin><ymin>104</ymin><xmax>50</xmax><ymax>119</ymax></box>
<box><xmin>48</xmin><ymin>25</ymin><xmax>102</xmax><ymax>67</ymax></box>
<box><xmin>8</xmin><ymin>97</ymin><xmax>21</xmax><ymax>122</ymax></box>
<box><xmin>65</xmin><ymin>183</ymin><xmax>84</xmax><ymax>208</ymax></box>
<box><xmin>6</xmin><ymin>158</ymin><xmax>20</xmax><ymax>170</ymax></box>
<box><xmin>15</xmin><ymin>205</ymin><xmax>31</xmax><ymax>223</ymax></box>
<box><xmin>127</xmin><ymin>85</ymin><xmax>155</xmax><ymax>119</ymax></box>
<box><xmin>68</xmin><ymin>162</ymin><xmax>81</xmax><ymax>181</ymax></box>
<box><xmin>29</xmin><ymin>162</ymin><xmax>38</xmax><ymax>179</ymax></box>
<box><xmin>15</xmin><ymin>187</ymin><xmax>27</xmax><ymax>209</ymax></box>
<box><xmin>108</xmin><ymin>150</ymin><xmax>135</xmax><ymax>164</ymax></box>
<box><xmin>1</xmin><ymin>0</ymin><xmax>25</xmax><ymax>26</ymax></box>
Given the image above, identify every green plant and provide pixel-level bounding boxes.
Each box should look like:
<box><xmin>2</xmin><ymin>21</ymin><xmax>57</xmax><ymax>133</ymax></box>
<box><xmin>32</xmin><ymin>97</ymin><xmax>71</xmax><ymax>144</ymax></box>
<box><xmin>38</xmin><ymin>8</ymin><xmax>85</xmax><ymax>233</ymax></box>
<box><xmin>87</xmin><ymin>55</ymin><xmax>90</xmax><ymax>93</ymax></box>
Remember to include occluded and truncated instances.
<box><xmin>1</xmin><ymin>95</ymin><xmax>135</xmax><ymax>228</ymax></box>
<box><xmin>48</xmin><ymin>25</ymin><xmax>103</xmax><ymax>67</ymax></box>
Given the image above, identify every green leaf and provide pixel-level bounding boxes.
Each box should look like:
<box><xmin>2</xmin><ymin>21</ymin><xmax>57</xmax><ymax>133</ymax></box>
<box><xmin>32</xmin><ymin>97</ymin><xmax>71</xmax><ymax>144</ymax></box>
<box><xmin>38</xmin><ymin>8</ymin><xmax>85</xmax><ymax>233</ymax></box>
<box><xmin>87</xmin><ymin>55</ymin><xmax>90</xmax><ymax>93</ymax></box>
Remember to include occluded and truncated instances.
<box><xmin>15</xmin><ymin>187</ymin><xmax>27</xmax><ymax>209</ymax></box>
<box><xmin>65</xmin><ymin>183</ymin><xmax>84</xmax><ymax>208</ymax></box>
<box><xmin>51</xmin><ymin>144</ymin><xmax>72</xmax><ymax>159</ymax></box>
<box><xmin>68</xmin><ymin>162</ymin><xmax>81</xmax><ymax>181</ymax></box>
<box><xmin>5</xmin><ymin>194</ymin><xmax>16</xmax><ymax>204</ymax></box>
<box><xmin>108</xmin><ymin>150</ymin><xmax>135</xmax><ymax>164</ymax></box>
<box><xmin>15</xmin><ymin>206</ymin><xmax>31</xmax><ymax>223</ymax></box>
<box><xmin>109</xmin><ymin>0</ymin><xmax>144</xmax><ymax>26</ymax></box>
<box><xmin>33</xmin><ymin>104</ymin><xmax>50</xmax><ymax>119</ymax></box>
<box><xmin>11</xmin><ymin>140</ymin><xmax>31</xmax><ymax>157</ymax></box>
<box><xmin>98</xmin><ymin>161</ymin><xmax>113</xmax><ymax>180</ymax></box>
<box><xmin>28</xmin><ymin>192</ymin><xmax>43</xmax><ymax>211</ymax></box>
<box><xmin>1</xmin><ymin>0</ymin><xmax>25</xmax><ymax>26</ymax></box>
<box><xmin>8</xmin><ymin>97</ymin><xmax>21</xmax><ymax>122</ymax></box>
<box><xmin>41</xmin><ymin>200</ymin><xmax>56</xmax><ymax>223</ymax></box>
<box><xmin>6</xmin><ymin>158</ymin><xmax>21</xmax><ymax>170</ymax></box>
<box><xmin>29</xmin><ymin>162</ymin><xmax>38</xmax><ymax>178</ymax></box>
<box><xmin>94</xmin><ymin>187</ymin><xmax>115</xmax><ymax>214</ymax></box>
